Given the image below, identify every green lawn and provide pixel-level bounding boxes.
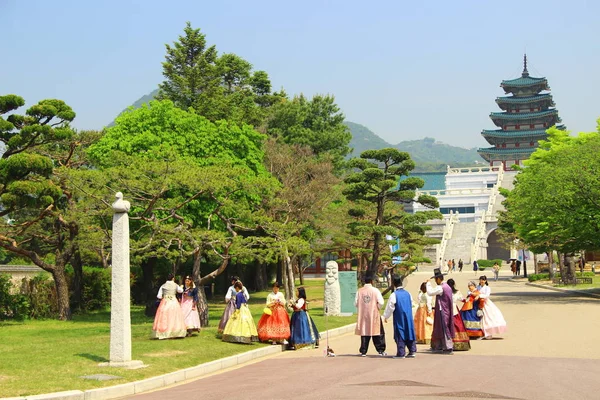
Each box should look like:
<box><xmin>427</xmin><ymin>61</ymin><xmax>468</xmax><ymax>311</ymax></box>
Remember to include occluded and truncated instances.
<box><xmin>0</xmin><ymin>279</ymin><xmax>354</xmax><ymax>397</ymax></box>
<box><xmin>554</xmin><ymin>275</ymin><xmax>600</xmax><ymax>291</ymax></box>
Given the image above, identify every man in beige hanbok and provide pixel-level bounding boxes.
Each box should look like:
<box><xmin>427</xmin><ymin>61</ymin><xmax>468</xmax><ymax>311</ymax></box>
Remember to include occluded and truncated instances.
<box><xmin>355</xmin><ymin>274</ymin><xmax>386</xmax><ymax>356</ymax></box>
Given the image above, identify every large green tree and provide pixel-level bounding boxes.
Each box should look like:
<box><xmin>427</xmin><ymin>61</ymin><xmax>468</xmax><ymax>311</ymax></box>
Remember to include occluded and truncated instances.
<box><xmin>0</xmin><ymin>95</ymin><xmax>82</xmax><ymax>320</ymax></box>
<box><xmin>266</xmin><ymin>94</ymin><xmax>352</xmax><ymax>172</ymax></box>
<box><xmin>157</xmin><ymin>22</ymin><xmax>278</xmax><ymax>127</ymax></box>
<box><xmin>499</xmin><ymin>123</ymin><xmax>600</xmax><ymax>280</ymax></box>
<box><xmin>342</xmin><ymin>148</ymin><xmax>439</xmax><ymax>274</ymax></box>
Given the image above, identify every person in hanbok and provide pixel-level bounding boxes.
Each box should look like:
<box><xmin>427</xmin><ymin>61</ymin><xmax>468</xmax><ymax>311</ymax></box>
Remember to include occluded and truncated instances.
<box><xmin>460</xmin><ymin>281</ymin><xmax>484</xmax><ymax>339</ymax></box>
<box><xmin>289</xmin><ymin>287</ymin><xmax>320</xmax><ymax>349</ymax></box>
<box><xmin>222</xmin><ymin>281</ymin><xmax>258</xmax><ymax>344</ymax></box>
<box><xmin>257</xmin><ymin>282</ymin><xmax>290</xmax><ymax>344</ymax></box>
<box><xmin>383</xmin><ymin>275</ymin><xmax>417</xmax><ymax>358</ymax></box>
<box><xmin>425</xmin><ymin>268</ymin><xmax>454</xmax><ymax>353</ymax></box>
<box><xmin>447</xmin><ymin>279</ymin><xmax>470</xmax><ymax>351</ymax></box>
<box><xmin>218</xmin><ymin>276</ymin><xmax>249</xmax><ymax>336</ymax></box>
<box><xmin>355</xmin><ymin>274</ymin><xmax>386</xmax><ymax>356</ymax></box>
<box><xmin>152</xmin><ymin>274</ymin><xmax>187</xmax><ymax>339</ymax></box>
<box><xmin>180</xmin><ymin>276</ymin><xmax>201</xmax><ymax>336</ymax></box>
<box><xmin>414</xmin><ymin>282</ymin><xmax>433</xmax><ymax>344</ymax></box>
<box><xmin>478</xmin><ymin>276</ymin><xmax>507</xmax><ymax>339</ymax></box>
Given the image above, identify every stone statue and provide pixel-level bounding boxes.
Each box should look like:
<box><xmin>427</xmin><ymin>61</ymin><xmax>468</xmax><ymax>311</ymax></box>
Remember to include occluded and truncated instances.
<box><xmin>324</xmin><ymin>261</ymin><xmax>341</xmax><ymax>316</ymax></box>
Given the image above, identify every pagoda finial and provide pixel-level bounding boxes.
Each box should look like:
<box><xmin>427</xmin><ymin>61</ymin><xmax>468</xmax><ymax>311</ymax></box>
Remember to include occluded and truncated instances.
<box><xmin>522</xmin><ymin>53</ymin><xmax>529</xmax><ymax>78</ymax></box>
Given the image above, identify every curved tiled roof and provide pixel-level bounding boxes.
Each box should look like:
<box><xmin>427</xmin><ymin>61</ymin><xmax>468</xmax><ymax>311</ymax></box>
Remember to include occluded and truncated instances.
<box><xmin>501</xmin><ymin>76</ymin><xmax>547</xmax><ymax>87</ymax></box>
<box><xmin>481</xmin><ymin>129</ymin><xmax>549</xmax><ymax>138</ymax></box>
<box><xmin>495</xmin><ymin>93</ymin><xmax>553</xmax><ymax>104</ymax></box>
<box><xmin>477</xmin><ymin>147</ymin><xmax>536</xmax><ymax>155</ymax></box>
<box><xmin>490</xmin><ymin>109</ymin><xmax>559</xmax><ymax>121</ymax></box>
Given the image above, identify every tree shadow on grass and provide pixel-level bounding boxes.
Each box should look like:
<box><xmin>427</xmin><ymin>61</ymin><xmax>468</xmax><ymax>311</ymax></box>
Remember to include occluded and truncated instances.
<box><xmin>76</xmin><ymin>353</ymin><xmax>108</xmax><ymax>362</ymax></box>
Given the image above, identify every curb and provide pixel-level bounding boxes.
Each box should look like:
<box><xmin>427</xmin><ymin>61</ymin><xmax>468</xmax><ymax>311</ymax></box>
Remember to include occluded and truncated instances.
<box><xmin>526</xmin><ymin>282</ymin><xmax>600</xmax><ymax>299</ymax></box>
<box><xmin>3</xmin><ymin>323</ymin><xmax>356</xmax><ymax>400</ymax></box>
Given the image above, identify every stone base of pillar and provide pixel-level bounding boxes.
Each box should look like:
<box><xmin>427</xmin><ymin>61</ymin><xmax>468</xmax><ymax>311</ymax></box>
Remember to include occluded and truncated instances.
<box><xmin>99</xmin><ymin>360</ymin><xmax>146</xmax><ymax>369</ymax></box>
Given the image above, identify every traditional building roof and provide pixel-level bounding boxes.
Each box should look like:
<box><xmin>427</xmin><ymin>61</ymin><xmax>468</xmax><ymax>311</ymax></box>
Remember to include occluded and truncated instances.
<box><xmin>490</xmin><ymin>109</ymin><xmax>560</xmax><ymax>121</ymax></box>
<box><xmin>479</xmin><ymin>55</ymin><xmax>564</xmax><ymax>167</ymax></box>
<box><xmin>481</xmin><ymin>129</ymin><xmax>550</xmax><ymax>139</ymax></box>
<box><xmin>495</xmin><ymin>93</ymin><xmax>553</xmax><ymax>105</ymax></box>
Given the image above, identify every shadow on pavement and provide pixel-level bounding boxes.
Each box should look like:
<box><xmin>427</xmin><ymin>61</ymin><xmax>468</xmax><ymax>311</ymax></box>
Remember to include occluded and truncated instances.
<box><xmin>494</xmin><ymin>290</ymin><xmax>599</xmax><ymax>305</ymax></box>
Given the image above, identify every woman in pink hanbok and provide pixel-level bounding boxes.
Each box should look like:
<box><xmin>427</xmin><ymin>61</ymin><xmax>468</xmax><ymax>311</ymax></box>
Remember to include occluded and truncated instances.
<box><xmin>181</xmin><ymin>276</ymin><xmax>201</xmax><ymax>337</ymax></box>
<box><xmin>152</xmin><ymin>274</ymin><xmax>187</xmax><ymax>339</ymax></box>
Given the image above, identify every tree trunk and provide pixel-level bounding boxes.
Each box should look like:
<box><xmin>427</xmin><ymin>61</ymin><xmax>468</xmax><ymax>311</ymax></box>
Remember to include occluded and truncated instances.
<box><xmin>191</xmin><ymin>248</ymin><xmax>209</xmax><ymax>327</ymax></box>
<box><xmin>557</xmin><ymin>252</ymin><xmax>566</xmax><ymax>284</ymax></box>
<box><xmin>281</xmin><ymin>258</ymin><xmax>287</xmax><ymax>295</ymax></box>
<box><xmin>254</xmin><ymin>260</ymin><xmax>267</xmax><ymax>292</ymax></box>
<box><xmin>284</xmin><ymin>252</ymin><xmax>295</xmax><ymax>301</ymax></box>
<box><xmin>142</xmin><ymin>257</ymin><xmax>157</xmax><ymax>317</ymax></box>
<box><xmin>298</xmin><ymin>259</ymin><xmax>305</xmax><ymax>286</ymax></box>
<box><xmin>547</xmin><ymin>252</ymin><xmax>554</xmax><ymax>279</ymax></box>
<box><xmin>521</xmin><ymin>249</ymin><xmax>528</xmax><ymax>278</ymax></box>
<box><xmin>276</xmin><ymin>260</ymin><xmax>282</xmax><ymax>286</ymax></box>
<box><xmin>52</xmin><ymin>267</ymin><xmax>72</xmax><ymax>321</ymax></box>
<box><xmin>533</xmin><ymin>253</ymin><xmax>538</xmax><ymax>274</ymax></box>
<box><xmin>71</xmin><ymin>248</ymin><xmax>83</xmax><ymax>311</ymax></box>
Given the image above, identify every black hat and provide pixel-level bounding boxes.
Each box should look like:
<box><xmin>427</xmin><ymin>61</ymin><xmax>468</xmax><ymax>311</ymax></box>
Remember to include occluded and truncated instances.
<box><xmin>431</xmin><ymin>268</ymin><xmax>444</xmax><ymax>280</ymax></box>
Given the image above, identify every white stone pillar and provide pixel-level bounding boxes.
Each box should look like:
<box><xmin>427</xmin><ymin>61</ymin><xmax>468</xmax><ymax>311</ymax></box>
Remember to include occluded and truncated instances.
<box><xmin>100</xmin><ymin>192</ymin><xmax>144</xmax><ymax>369</ymax></box>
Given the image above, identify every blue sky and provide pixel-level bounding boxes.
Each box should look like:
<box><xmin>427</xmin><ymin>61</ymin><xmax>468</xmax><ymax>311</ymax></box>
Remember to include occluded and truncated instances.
<box><xmin>2</xmin><ymin>0</ymin><xmax>598</xmax><ymax>148</ymax></box>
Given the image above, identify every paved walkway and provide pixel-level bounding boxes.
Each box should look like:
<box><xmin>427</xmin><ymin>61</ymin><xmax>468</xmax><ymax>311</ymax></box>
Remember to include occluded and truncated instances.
<box><xmin>131</xmin><ymin>269</ymin><xmax>600</xmax><ymax>400</ymax></box>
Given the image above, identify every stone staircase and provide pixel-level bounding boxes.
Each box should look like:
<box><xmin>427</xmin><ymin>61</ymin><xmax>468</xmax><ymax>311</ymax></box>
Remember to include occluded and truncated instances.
<box><xmin>491</xmin><ymin>170</ymin><xmax>518</xmax><ymax>216</ymax></box>
<box><xmin>442</xmin><ymin>222</ymin><xmax>478</xmax><ymax>264</ymax></box>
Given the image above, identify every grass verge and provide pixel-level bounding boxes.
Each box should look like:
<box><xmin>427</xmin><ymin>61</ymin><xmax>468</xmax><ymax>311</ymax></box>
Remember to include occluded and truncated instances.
<box><xmin>0</xmin><ymin>278</ymin><xmax>354</xmax><ymax>397</ymax></box>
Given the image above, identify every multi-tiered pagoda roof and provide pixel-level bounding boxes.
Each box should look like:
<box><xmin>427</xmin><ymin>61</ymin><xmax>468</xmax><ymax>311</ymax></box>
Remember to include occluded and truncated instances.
<box><xmin>477</xmin><ymin>55</ymin><xmax>564</xmax><ymax>169</ymax></box>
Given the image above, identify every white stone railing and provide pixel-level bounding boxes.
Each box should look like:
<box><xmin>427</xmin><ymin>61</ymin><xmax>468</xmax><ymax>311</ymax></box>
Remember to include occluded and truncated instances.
<box><xmin>470</xmin><ymin>210</ymin><xmax>488</xmax><ymax>263</ymax></box>
<box><xmin>438</xmin><ymin>212</ymin><xmax>459</xmax><ymax>266</ymax></box>
<box><xmin>417</xmin><ymin>188</ymin><xmax>493</xmax><ymax>197</ymax></box>
<box><xmin>447</xmin><ymin>166</ymin><xmax>497</xmax><ymax>174</ymax></box>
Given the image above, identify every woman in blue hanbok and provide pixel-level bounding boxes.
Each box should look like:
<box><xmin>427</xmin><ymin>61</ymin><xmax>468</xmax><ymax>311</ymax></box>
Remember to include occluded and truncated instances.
<box><xmin>289</xmin><ymin>287</ymin><xmax>320</xmax><ymax>349</ymax></box>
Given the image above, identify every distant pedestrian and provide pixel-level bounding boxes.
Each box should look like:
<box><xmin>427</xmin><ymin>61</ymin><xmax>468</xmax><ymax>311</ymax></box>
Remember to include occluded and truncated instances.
<box><xmin>452</xmin><ymin>259</ymin><xmax>456</xmax><ymax>272</ymax></box>
<box><xmin>355</xmin><ymin>274</ymin><xmax>386</xmax><ymax>357</ymax></box>
<box><xmin>492</xmin><ymin>262</ymin><xmax>500</xmax><ymax>281</ymax></box>
<box><xmin>383</xmin><ymin>275</ymin><xmax>417</xmax><ymax>358</ymax></box>
<box><xmin>511</xmin><ymin>260</ymin><xmax>516</xmax><ymax>276</ymax></box>
<box><xmin>426</xmin><ymin>268</ymin><xmax>455</xmax><ymax>354</ymax></box>
<box><xmin>473</xmin><ymin>260</ymin><xmax>479</xmax><ymax>275</ymax></box>
<box><xmin>579</xmin><ymin>257</ymin><xmax>585</xmax><ymax>274</ymax></box>
<box><xmin>516</xmin><ymin>260</ymin><xmax>521</xmax><ymax>276</ymax></box>
<box><xmin>458</xmin><ymin>259</ymin><xmax>463</xmax><ymax>272</ymax></box>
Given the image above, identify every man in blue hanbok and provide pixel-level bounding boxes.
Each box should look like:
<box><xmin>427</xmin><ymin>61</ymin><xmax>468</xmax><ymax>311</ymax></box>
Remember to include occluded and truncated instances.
<box><xmin>383</xmin><ymin>274</ymin><xmax>416</xmax><ymax>358</ymax></box>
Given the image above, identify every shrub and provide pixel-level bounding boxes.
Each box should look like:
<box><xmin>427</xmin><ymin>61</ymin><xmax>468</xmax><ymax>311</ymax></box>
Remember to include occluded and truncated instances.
<box><xmin>79</xmin><ymin>267</ymin><xmax>111</xmax><ymax>311</ymax></box>
<box><xmin>22</xmin><ymin>273</ymin><xmax>59</xmax><ymax>319</ymax></box>
<box><xmin>0</xmin><ymin>273</ymin><xmax>31</xmax><ymax>320</ymax></box>
<box><xmin>528</xmin><ymin>273</ymin><xmax>550</xmax><ymax>282</ymax></box>
<box><xmin>477</xmin><ymin>259</ymin><xmax>504</xmax><ymax>269</ymax></box>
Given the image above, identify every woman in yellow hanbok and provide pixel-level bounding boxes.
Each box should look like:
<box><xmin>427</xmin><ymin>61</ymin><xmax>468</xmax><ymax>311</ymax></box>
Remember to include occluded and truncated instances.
<box><xmin>222</xmin><ymin>281</ymin><xmax>258</xmax><ymax>344</ymax></box>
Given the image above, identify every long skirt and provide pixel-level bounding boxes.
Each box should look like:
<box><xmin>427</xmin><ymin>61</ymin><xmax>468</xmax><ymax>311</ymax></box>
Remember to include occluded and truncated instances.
<box><xmin>222</xmin><ymin>304</ymin><xmax>259</xmax><ymax>344</ymax></box>
<box><xmin>181</xmin><ymin>296</ymin><xmax>200</xmax><ymax>333</ymax></box>
<box><xmin>414</xmin><ymin>305</ymin><xmax>433</xmax><ymax>344</ymax></box>
<box><xmin>151</xmin><ymin>296</ymin><xmax>187</xmax><ymax>339</ymax></box>
<box><xmin>452</xmin><ymin>313</ymin><xmax>471</xmax><ymax>351</ymax></box>
<box><xmin>461</xmin><ymin>308</ymin><xmax>484</xmax><ymax>338</ymax></box>
<box><xmin>258</xmin><ymin>304</ymin><xmax>291</xmax><ymax>342</ymax></box>
<box><xmin>481</xmin><ymin>299</ymin><xmax>507</xmax><ymax>337</ymax></box>
<box><xmin>218</xmin><ymin>299</ymin><xmax>236</xmax><ymax>334</ymax></box>
<box><xmin>290</xmin><ymin>310</ymin><xmax>320</xmax><ymax>349</ymax></box>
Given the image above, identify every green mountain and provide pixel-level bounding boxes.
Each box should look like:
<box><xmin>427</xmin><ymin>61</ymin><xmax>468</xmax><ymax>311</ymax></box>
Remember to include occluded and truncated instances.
<box><xmin>109</xmin><ymin>94</ymin><xmax>481</xmax><ymax>170</ymax></box>
<box><xmin>345</xmin><ymin>122</ymin><xmax>481</xmax><ymax>170</ymax></box>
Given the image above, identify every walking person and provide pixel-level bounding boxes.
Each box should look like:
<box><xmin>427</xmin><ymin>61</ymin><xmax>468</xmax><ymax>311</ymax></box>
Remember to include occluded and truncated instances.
<box><xmin>516</xmin><ymin>260</ymin><xmax>521</xmax><ymax>276</ymax></box>
<box><xmin>180</xmin><ymin>276</ymin><xmax>200</xmax><ymax>337</ymax></box>
<box><xmin>355</xmin><ymin>274</ymin><xmax>386</xmax><ymax>357</ymax></box>
<box><xmin>473</xmin><ymin>260</ymin><xmax>479</xmax><ymax>275</ymax></box>
<box><xmin>152</xmin><ymin>273</ymin><xmax>187</xmax><ymax>339</ymax></box>
<box><xmin>383</xmin><ymin>275</ymin><xmax>417</xmax><ymax>359</ymax></box>
<box><xmin>426</xmin><ymin>268</ymin><xmax>455</xmax><ymax>354</ymax></box>
<box><xmin>492</xmin><ymin>262</ymin><xmax>500</xmax><ymax>281</ymax></box>
<box><xmin>451</xmin><ymin>259</ymin><xmax>456</xmax><ymax>272</ymax></box>
<box><xmin>458</xmin><ymin>259</ymin><xmax>463</xmax><ymax>272</ymax></box>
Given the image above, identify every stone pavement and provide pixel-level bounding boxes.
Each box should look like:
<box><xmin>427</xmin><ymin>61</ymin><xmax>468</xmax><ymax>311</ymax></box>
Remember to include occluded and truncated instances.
<box><xmin>131</xmin><ymin>268</ymin><xmax>600</xmax><ymax>400</ymax></box>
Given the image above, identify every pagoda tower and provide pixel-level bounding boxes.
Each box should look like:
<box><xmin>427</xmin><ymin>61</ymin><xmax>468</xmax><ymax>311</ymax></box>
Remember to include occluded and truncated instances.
<box><xmin>478</xmin><ymin>55</ymin><xmax>564</xmax><ymax>170</ymax></box>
